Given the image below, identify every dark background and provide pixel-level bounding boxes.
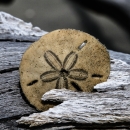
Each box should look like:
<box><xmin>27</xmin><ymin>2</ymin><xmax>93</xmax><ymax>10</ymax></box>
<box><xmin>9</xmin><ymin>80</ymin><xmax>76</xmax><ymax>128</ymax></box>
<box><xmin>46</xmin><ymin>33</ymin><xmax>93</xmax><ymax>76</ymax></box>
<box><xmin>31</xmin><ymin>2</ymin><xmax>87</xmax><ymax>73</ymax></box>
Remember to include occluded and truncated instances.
<box><xmin>0</xmin><ymin>0</ymin><xmax>130</xmax><ymax>54</ymax></box>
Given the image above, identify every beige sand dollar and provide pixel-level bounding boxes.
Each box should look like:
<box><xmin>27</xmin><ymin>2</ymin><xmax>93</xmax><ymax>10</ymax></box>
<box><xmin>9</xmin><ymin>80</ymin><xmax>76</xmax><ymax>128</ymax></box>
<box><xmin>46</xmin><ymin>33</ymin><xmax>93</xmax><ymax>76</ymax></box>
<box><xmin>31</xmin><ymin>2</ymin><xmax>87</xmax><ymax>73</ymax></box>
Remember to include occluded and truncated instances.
<box><xmin>19</xmin><ymin>29</ymin><xmax>110</xmax><ymax>111</ymax></box>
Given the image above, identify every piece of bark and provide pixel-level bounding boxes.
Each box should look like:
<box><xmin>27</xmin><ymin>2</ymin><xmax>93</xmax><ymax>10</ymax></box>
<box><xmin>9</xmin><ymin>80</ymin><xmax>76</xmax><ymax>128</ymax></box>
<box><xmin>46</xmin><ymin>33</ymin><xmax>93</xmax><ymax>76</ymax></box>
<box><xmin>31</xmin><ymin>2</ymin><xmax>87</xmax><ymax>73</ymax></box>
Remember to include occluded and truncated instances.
<box><xmin>17</xmin><ymin>87</ymin><xmax>130</xmax><ymax>127</ymax></box>
<box><xmin>0</xmin><ymin>11</ymin><xmax>47</xmax><ymax>37</ymax></box>
<box><xmin>17</xmin><ymin>59</ymin><xmax>130</xmax><ymax>128</ymax></box>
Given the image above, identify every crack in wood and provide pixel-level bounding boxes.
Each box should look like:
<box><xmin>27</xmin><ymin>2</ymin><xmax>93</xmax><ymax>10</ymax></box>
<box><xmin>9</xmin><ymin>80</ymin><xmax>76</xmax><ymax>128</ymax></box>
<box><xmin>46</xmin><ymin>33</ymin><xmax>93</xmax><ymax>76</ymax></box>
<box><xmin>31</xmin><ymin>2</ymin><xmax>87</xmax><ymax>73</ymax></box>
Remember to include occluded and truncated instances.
<box><xmin>0</xmin><ymin>67</ymin><xmax>19</xmax><ymax>74</ymax></box>
<box><xmin>0</xmin><ymin>114</ymin><xmax>30</xmax><ymax>122</ymax></box>
<box><xmin>0</xmin><ymin>39</ymin><xmax>35</xmax><ymax>42</ymax></box>
<box><xmin>17</xmin><ymin>122</ymin><xmax>130</xmax><ymax>129</ymax></box>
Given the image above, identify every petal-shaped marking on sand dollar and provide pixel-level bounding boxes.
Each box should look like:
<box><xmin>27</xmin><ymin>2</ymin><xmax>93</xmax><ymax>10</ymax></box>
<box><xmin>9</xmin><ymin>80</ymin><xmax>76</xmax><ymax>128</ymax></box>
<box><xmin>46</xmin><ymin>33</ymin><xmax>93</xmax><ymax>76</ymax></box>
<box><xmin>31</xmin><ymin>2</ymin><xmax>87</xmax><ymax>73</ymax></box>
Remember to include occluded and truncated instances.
<box><xmin>44</xmin><ymin>50</ymin><xmax>62</xmax><ymax>71</ymax></box>
<box><xmin>40</xmin><ymin>71</ymin><xmax>60</xmax><ymax>82</ymax></box>
<box><xmin>68</xmin><ymin>69</ymin><xmax>88</xmax><ymax>80</ymax></box>
<box><xmin>27</xmin><ymin>80</ymin><xmax>38</xmax><ymax>86</ymax></box>
<box><xmin>56</xmin><ymin>77</ymin><xmax>68</xmax><ymax>89</ymax></box>
<box><xmin>63</xmin><ymin>51</ymin><xmax>78</xmax><ymax>71</ymax></box>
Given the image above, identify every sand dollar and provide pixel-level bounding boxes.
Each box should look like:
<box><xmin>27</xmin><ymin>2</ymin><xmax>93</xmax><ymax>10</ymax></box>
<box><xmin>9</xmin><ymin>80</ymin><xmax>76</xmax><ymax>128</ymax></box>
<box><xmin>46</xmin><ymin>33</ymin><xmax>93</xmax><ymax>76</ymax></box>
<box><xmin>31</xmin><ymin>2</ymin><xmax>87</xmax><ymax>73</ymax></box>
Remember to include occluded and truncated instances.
<box><xmin>20</xmin><ymin>29</ymin><xmax>110</xmax><ymax>111</ymax></box>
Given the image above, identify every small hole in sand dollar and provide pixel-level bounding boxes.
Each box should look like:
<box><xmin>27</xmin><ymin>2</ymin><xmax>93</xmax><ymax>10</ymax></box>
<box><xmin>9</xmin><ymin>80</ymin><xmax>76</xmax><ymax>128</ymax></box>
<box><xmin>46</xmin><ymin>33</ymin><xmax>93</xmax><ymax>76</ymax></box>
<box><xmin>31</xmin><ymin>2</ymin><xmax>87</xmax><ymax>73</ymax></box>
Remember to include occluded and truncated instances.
<box><xmin>92</xmin><ymin>74</ymin><xmax>103</xmax><ymax>78</ymax></box>
<box><xmin>27</xmin><ymin>80</ymin><xmax>38</xmax><ymax>86</ymax></box>
<box><xmin>78</xmin><ymin>40</ymin><xmax>87</xmax><ymax>50</ymax></box>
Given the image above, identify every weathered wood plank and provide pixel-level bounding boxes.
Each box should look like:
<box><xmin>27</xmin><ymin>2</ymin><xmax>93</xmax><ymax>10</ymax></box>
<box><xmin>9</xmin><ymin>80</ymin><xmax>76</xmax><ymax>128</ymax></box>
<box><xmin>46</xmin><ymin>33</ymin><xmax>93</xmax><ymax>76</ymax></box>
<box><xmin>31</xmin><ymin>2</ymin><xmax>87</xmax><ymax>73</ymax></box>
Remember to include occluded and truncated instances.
<box><xmin>0</xmin><ymin>41</ymin><xmax>31</xmax><ymax>71</ymax></box>
<box><xmin>0</xmin><ymin>71</ymin><xmax>37</xmax><ymax>120</ymax></box>
<box><xmin>17</xmin><ymin>87</ymin><xmax>130</xmax><ymax>128</ymax></box>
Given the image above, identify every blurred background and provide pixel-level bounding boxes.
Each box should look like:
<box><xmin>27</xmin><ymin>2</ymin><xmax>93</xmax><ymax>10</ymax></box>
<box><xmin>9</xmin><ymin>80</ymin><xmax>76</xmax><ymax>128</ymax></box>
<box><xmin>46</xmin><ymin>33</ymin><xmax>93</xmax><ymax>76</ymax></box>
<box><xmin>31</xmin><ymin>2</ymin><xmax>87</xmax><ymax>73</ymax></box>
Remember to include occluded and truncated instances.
<box><xmin>0</xmin><ymin>0</ymin><xmax>130</xmax><ymax>54</ymax></box>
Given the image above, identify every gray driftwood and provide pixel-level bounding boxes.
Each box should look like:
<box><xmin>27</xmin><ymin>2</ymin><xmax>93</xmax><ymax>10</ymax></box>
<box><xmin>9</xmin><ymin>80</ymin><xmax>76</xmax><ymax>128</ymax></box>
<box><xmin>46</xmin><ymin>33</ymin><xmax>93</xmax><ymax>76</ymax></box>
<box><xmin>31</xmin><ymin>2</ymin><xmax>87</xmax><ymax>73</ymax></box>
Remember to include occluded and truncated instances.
<box><xmin>0</xmin><ymin>12</ymin><xmax>130</xmax><ymax>129</ymax></box>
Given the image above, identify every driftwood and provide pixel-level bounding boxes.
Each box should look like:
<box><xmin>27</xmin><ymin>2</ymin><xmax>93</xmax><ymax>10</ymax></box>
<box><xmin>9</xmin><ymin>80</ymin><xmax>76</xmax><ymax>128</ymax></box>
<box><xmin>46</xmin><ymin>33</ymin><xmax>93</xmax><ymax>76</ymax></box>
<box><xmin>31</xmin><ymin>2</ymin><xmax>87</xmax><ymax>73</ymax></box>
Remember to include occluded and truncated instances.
<box><xmin>0</xmin><ymin>12</ymin><xmax>130</xmax><ymax>129</ymax></box>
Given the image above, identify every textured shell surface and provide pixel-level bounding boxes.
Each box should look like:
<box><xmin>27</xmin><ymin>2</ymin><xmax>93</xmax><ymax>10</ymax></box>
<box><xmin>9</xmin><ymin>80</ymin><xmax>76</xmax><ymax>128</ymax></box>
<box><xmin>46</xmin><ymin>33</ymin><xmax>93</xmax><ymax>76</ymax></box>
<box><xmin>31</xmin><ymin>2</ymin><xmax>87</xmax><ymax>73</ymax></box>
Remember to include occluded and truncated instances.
<box><xmin>19</xmin><ymin>29</ymin><xmax>110</xmax><ymax>111</ymax></box>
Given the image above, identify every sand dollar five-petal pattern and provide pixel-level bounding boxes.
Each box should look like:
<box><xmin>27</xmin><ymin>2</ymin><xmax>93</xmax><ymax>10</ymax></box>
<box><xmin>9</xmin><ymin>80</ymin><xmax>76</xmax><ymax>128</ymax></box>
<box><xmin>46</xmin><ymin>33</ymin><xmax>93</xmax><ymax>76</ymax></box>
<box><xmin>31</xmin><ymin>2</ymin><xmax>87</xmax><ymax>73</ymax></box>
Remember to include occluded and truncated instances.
<box><xmin>19</xmin><ymin>29</ymin><xmax>110</xmax><ymax>111</ymax></box>
<box><xmin>40</xmin><ymin>50</ymin><xmax>88</xmax><ymax>89</ymax></box>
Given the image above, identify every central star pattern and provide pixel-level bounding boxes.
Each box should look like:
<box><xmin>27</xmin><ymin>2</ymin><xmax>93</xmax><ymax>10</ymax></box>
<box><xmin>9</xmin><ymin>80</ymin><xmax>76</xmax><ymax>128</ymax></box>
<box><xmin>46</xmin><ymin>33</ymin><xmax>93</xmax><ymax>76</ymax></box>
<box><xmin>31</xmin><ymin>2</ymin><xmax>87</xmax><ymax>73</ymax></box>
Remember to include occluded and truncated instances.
<box><xmin>40</xmin><ymin>50</ymin><xmax>88</xmax><ymax>89</ymax></box>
